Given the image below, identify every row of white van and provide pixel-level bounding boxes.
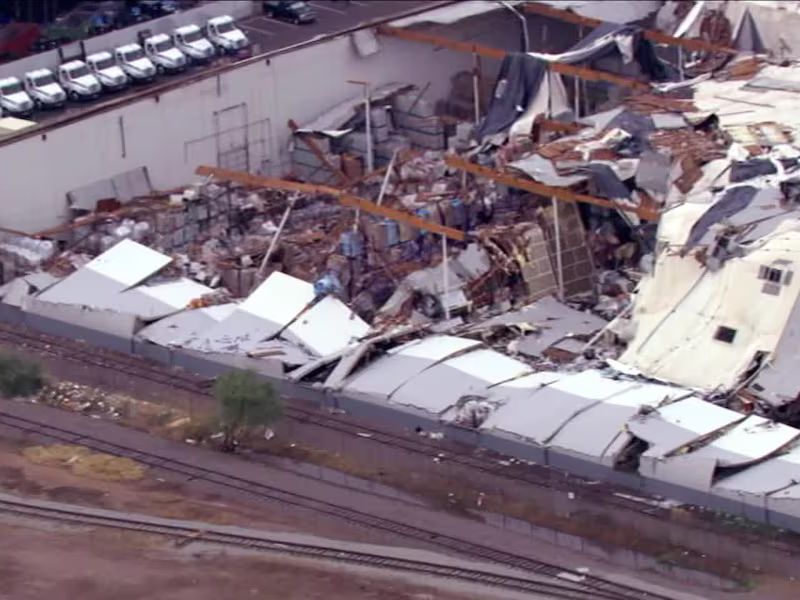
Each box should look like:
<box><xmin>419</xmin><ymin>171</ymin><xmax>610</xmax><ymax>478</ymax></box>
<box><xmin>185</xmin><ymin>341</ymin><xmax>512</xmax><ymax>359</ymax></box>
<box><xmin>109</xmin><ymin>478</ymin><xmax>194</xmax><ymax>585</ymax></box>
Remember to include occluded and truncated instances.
<box><xmin>0</xmin><ymin>15</ymin><xmax>249</xmax><ymax>118</ymax></box>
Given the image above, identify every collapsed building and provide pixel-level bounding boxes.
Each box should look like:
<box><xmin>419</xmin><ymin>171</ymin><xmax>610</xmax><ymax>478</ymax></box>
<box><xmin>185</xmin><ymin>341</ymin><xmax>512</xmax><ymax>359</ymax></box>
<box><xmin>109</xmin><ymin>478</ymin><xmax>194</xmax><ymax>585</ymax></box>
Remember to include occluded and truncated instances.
<box><xmin>6</xmin><ymin>1</ymin><xmax>800</xmax><ymax>531</ymax></box>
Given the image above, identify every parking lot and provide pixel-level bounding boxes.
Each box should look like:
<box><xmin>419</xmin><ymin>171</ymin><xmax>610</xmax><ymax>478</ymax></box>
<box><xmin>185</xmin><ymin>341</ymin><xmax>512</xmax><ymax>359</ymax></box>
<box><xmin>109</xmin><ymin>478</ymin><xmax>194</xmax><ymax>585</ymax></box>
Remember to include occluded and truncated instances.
<box><xmin>12</xmin><ymin>0</ymin><xmax>433</xmax><ymax>129</ymax></box>
<box><xmin>238</xmin><ymin>1</ymin><xmax>431</xmax><ymax>51</ymax></box>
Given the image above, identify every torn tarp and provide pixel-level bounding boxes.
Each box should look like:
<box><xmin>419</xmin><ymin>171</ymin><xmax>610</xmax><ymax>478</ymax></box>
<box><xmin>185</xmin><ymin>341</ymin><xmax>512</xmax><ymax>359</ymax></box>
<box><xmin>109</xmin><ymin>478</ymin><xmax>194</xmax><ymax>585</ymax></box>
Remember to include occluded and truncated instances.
<box><xmin>529</xmin><ymin>22</ymin><xmax>668</xmax><ymax>81</ymax></box>
<box><xmin>683</xmin><ymin>186</ymin><xmax>760</xmax><ymax>251</ymax></box>
<box><xmin>477</xmin><ymin>53</ymin><xmax>546</xmax><ymax>139</ymax></box>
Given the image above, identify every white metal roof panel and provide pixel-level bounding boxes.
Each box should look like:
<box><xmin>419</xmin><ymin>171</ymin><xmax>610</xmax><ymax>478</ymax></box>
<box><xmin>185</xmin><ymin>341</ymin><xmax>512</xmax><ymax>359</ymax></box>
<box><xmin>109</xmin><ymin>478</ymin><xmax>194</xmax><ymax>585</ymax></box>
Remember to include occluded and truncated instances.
<box><xmin>389</xmin><ymin>335</ymin><xmax>481</xmax><ymax>361</ymax></box>
<box><xmin>389</xmin><ymin>367</ymin><xmax>491</xmax><ymax>415</ymax></box>
<box><xmin>134</xmin><ymin>278</ymin><xmax>212</xmax><ymax>309</ymax></box>
<box><xmin>240</xmin><ymin>271</ymin><xmax>314</xmax><ymax>324</ymax></box>
<box><xmin>85</xmin><ymin>239</ymin><xmax>171</xmax><ymax>287</ymax></box>
<box><xmin>183</xmin><ymin>309</ymin><xmax>284</xmax><ymax>354</ymax></box>
<box><xmin>343</xmin><ymin>354</ymin><xmax>437</xmax><ymax>399</ymax></box>
<box><xmin>442</xmin><ymin>349</ymin><xmax>531</xmax><ymax>382</ymax></box>
<box><xmin>549</xmin><ymin>370</ymin><xmax>637</xmax><ymax>400</ymax></box>
<box><xmin>491</xmin><ymin>371</ymin><xmax>563</xmax><ymax>390</ymax></box>
<box><xmin>714</xmin><ymin>445</ymin><xmax>800</xmax><ymax>497</ymax></box>
<box><xmin>137</xmin><ymin>303</ymin><xmax>237</xmax><ymax>347</ymax></box>
<box><xmin>629</xmin><ymin>397</ymin><xmax>745</xmax><ymax>459</ymax></box>
<box><xmin>605</xmin><ymin>382</ymin><xmax>691</xmax><ymax>407</ymax></box>
<box><xmin>35</xmin><ymin>268</ymin><xmax>127</xmax><ymax>307</ymax></box>
<box><xmin>481</xmin><ymin>386</ymin><xmax>597</xmax><ymax>443</ymax></box>
<box><xmin>690</xmin><ymin>416</ymin><xmax>799</xmax><ymax>467</ymax></box>
<box><xmin>483</xmin><ymin>371</ymin><xmax>563</xmax><ymax>408</ymax></box>
<box><xmin>548</xmin><ymin>383</ymin><xmax>690</xmax><ymax>460</ymax></box>
<box><xmin>284</xmin><ymin>296</ymin><xmax>370</xmax><ymax>357</ymax></box>
<box><xmin>386</xmin><ymin>348</ymin><xmax>529</xmax><ymax>415</ymax></box>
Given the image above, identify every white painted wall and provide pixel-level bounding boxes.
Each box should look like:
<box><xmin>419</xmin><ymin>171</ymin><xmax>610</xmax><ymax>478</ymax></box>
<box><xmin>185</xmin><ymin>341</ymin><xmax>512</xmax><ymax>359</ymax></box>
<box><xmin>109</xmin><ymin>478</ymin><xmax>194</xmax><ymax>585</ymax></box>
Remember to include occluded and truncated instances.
<box><xmin>0</xmin><ymin>1</ymin><xmax>254</xmax><ymax>80</ymax></box>
<box><xmin>0</xmin><ymin>32</ymin><xmax>471</xmax><ymax>232</ymax></box>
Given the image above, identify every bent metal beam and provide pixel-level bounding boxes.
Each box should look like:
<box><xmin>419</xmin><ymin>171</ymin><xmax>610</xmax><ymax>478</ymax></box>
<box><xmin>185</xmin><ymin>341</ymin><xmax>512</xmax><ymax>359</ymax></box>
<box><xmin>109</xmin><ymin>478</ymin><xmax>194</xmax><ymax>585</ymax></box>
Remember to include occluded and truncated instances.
<box><xmin>521</xmin><ymin>2</ymin><xmax>737</xmax><ymax>56</ymax></box>
<box><xmin>195</xmin><ymin>165</ymin><xmax>466</xmax><ymax>241</ymax></box>
<box><xmin>376</xmin><ymin>25</ymin><xmax>649</xmax><ymax>91</ymax></box>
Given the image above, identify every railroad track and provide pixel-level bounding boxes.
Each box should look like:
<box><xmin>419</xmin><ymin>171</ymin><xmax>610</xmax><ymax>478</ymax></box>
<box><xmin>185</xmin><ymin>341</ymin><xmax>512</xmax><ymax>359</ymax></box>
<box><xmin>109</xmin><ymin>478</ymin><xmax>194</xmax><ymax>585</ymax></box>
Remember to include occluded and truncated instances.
<box><xmin>0</xmin><ymin>407</ymin><xmax>674</xmax><ymax>600</ymax></box>
<box><xmin>0</xmin><ymin>495</ymin><xmax>626</xmax><ymax>600</ymax></box>
<box><xmin>0</xmin><ymin>323</ymin><xmax>676</xmax><ymax>518</ymax></box>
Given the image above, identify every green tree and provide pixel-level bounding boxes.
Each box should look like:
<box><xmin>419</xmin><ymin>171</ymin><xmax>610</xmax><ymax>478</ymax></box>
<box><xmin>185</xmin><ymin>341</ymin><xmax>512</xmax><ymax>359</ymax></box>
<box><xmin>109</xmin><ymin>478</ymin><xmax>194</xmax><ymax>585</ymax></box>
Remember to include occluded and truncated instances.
<box><xmin>213</xmin><ymin>370</ymin><xmax>282</xmax><ymax>452</ymax></box>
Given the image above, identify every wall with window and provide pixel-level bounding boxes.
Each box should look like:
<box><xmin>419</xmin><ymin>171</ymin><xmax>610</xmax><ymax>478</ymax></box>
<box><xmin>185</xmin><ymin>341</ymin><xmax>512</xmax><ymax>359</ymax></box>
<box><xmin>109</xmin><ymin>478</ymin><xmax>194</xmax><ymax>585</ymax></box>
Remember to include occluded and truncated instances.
<box><xmin>620</xmin><ymin>228</ymin><xmax>800</xmax><ymax>392</ymax></box>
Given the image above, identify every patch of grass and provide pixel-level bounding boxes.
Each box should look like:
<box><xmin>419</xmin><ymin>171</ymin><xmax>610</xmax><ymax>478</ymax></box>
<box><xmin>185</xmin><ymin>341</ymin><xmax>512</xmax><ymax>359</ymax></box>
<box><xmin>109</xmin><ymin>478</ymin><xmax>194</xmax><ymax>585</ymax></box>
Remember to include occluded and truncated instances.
<box><xmin>22</xmin><ymin>444</ymin><xmax>146</xmax><ymax>482</ymax></box>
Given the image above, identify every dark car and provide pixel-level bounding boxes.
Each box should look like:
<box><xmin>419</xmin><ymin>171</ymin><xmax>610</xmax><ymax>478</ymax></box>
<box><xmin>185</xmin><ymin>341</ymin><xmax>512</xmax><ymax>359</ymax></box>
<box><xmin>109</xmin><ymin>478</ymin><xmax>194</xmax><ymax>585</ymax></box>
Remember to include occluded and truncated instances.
<box><xmin>263</xmin><ymin>1</ymin><xmax>316</xmax><ymax>24</ymax></box>
<box><xmin>138</xmin><ymin>0</ymin><xmax>179</xmax><ymax>18</ymax></box>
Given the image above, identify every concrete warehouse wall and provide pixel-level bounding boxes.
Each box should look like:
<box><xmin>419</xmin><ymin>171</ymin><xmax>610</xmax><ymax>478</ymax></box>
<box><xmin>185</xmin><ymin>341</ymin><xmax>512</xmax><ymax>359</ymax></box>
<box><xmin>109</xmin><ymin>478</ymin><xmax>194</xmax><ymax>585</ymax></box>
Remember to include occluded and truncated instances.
<box><xmin>0</xmin><ymin>6</ymin><xmax>587</xmax><ymax>234</ymax></box>
<box><xmin>0</xmin><ymin>32</ymin><xmax>473</xmax><ymax>233</ymax></box>
<box><xmin>0</xmin><ymin>1</ymin><xmax>255</xmax><ymax>80</ymax></box>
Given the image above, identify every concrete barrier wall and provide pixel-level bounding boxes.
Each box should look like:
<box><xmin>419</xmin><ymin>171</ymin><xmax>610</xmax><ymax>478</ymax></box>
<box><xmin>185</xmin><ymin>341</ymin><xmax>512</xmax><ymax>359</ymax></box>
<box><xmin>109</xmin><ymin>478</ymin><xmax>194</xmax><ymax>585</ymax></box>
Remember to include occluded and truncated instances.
<box><xmin>4</xmin><ymin>303</ymin><xmax>800</xmax><ymax>535</ymax></box>
<box><xmin>0</xmin><ymin>1</ymin><xmax>255</xmax><ymax>80</ymax></box>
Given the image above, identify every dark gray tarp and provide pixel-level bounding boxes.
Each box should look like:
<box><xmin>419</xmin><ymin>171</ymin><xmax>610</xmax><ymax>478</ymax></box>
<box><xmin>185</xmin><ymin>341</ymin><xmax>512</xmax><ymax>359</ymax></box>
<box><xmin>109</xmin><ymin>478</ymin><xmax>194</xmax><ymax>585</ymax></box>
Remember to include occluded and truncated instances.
<box><xmin>578</xmin><ymin>163</ymin><xmax>632</xmax><ymax>201</ymax></box>
<box><xmin>730</xmin><ymin>158</ymin><xmax>799</xmax><ymax>183</ymax></box>
<box><xmin>607</xmin><ymin>109</ymin><xmax>656</xmax><ymax>137</ymax></box>
<box><xmin>478</xmin><ymin>22</ymin><xmax>668</xmax><ymax>139</ymax></box>
<box><xmin>636</xmin><ymin>151</ymin><xmax>672</xmax><ymax>196</ymax></box>
<box><xmin>607</xmin><ymin>110</ymin><xmax>655</xmax><ymax>156</ymax></box>
<box><xmin>477</xmin><ymin>53</ymin><xmax>546</xmax><ymax>139</ymax></box>
<box><xmin>568</xmin><ymin>22</ymin><xmax>667</xmax><ymax>81</ymax></box>
<box><xmin>730</xmin><ymin>159</ymin><xmax>777</xmax><ymax>183</ymax></box>
<box><xmin>684</xmin><ymin>186</ymin><xmax>759</xmax><ymax>251</ymax></box>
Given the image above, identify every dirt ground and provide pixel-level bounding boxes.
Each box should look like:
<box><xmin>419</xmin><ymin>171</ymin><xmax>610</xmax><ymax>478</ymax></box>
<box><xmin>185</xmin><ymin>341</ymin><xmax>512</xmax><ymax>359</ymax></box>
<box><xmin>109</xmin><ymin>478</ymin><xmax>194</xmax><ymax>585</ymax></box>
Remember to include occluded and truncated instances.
<box><xmin>0</xmin><ymin>435</ymin><xmax>395</xmax><ymax>546</ymax></box>
<box><xmin>0</xmin><ymin>435</ymin><xmax>529</xmax><ymax>600</ymax></box>
<box><xmin>0</xmin><ymin>521</ymin><xmax>490</xmax><ymax>600</ymax></box>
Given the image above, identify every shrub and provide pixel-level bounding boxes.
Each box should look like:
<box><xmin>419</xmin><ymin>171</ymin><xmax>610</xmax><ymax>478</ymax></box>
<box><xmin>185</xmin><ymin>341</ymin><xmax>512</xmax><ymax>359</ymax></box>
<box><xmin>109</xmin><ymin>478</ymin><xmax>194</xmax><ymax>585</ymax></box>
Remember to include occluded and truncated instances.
<box><xmin>0</xmin><ymin>355</ymin><xmax>43</xmax><ymax>397</ymax></box>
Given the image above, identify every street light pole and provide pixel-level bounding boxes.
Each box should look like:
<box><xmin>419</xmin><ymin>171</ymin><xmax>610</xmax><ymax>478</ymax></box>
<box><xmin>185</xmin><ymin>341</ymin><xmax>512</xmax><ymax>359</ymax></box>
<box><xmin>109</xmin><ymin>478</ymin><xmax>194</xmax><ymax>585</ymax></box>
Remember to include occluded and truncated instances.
<box><xmin>347</xmin><ymin>79</ymin><xmax>373</xmax><ymax>173</ymax></box>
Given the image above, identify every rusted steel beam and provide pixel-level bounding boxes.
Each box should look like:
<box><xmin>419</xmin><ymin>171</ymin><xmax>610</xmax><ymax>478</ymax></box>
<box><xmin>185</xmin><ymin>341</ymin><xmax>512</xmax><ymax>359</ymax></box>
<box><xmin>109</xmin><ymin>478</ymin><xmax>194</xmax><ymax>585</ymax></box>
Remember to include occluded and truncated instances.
<box><xmin>444</xmin><ymin>155</ymin><xmax>660</xmax><ymax>221</ymax></box>
<box><xmin>376</xmin><ymin>25</ymin><xmax>648</xmax><ymax>90</ymax></box>
<box><xmin>522</xmin><ymin>2</ymin><xmax>737</xmax><ymax>56</ymax></box>
<box><xmin>195</xmin><ymin>165</ymin><xmax>466</xmax><ymax>241</ymax></box>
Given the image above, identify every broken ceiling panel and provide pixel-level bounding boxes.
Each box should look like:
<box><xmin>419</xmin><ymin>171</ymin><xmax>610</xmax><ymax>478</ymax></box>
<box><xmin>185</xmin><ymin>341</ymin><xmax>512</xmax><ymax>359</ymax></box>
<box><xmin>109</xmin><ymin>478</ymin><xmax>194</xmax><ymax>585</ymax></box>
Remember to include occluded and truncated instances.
<box><xmin>342</xmin><ymin>335</ymin><xmax>482</xmax><ymax>400</ymax></box>
<box><xmin>548</xmin><ymin>381</ymin><xmax>692</xmax><ymax>462</ymax></box>
<box><xmin>482</xmin><ymin>370</ymin><xmax>637</xmax><ymax>445</ymax></box>
<box><xmin>628</xmin><ymin>397</ymin><xmax>746</xmax><ymax>467</ymax></box>
<box><xmin>713</xmin><ymin>444</ymin><xmax>800</xmax><ymax>503</ymax></box>
<box><xmin>388</xmin><ymin>348</ymin><xmax>531</xmax><ymax>415</ymax></box>
<box><xmin>284</xmin><ymin>296</ymin><xmax>371</xmax><ymax>357</ymax></box>
<box><xmin>138</xmin><ymin>303</ymin><xmax>237</xmax><ymax>347</ymax></box>
<box><xmin>689</xmin><ymin>415</ymin><xmax>799</xmax><ymax>467</ymax></box>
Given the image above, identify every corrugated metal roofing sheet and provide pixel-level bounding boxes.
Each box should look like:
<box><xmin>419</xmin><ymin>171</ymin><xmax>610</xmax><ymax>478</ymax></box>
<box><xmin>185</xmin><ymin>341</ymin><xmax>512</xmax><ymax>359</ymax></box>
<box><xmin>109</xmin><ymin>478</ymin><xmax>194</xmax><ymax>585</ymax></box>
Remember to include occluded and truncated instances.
<box><xmin>241</xmin><ymin>271</ymin><xmax>315</xmax><ymax>323</ymax></box>
<box><xmin>629</xmin><ymin>397</ymin><xmax>745</xmax><ymax>459</ymax></box>
<box><xmin>284</xmin><ymin>296</ymin><xmax>370</xmax><ymax>357</ymax></box>
<box><xmin>390</xmin><ymin>335</ymin><xmax>481</xmax><ymax>361</ymax></box>
<box><xmin>86</xmin><ymin>239</ymin><xmax>171</xmax><ymax>288</ymax></box>
<box><xmin>689</xmin><ymin>415</ymin><xmax>799</xmax><ymax>467</ymax></box>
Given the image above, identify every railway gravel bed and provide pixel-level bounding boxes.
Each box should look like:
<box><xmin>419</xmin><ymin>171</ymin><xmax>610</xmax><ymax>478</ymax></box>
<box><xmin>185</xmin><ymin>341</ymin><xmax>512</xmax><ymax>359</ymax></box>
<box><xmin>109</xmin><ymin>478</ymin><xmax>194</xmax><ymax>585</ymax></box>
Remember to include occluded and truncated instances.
<box><xmin>0</xmin><ymin>402</ymin><xmax>677</xmax><ymax>600</ymax></box>
<box><xmin>0</xmin><ymin>492</ymin><xmax>626</xmax><ymax>600</ymax></box>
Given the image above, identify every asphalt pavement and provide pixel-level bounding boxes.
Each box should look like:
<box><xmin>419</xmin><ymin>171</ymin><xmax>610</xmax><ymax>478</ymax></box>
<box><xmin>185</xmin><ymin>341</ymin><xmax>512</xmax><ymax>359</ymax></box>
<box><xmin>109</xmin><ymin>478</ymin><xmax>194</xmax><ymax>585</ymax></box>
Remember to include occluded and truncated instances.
<box><xmin>240</xmin><ymin>0</ymin><xmax>432</xmax><ymax>52</ymax></box>
<box><xmin>26</xmin><ymin>0</ymin><xmax>434</xmax><ymax>128</ymax></box>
